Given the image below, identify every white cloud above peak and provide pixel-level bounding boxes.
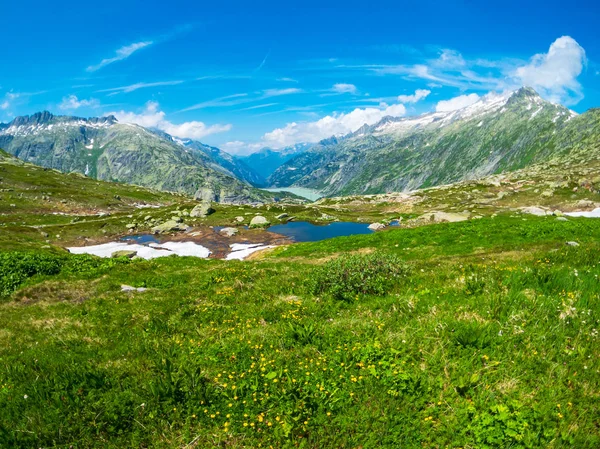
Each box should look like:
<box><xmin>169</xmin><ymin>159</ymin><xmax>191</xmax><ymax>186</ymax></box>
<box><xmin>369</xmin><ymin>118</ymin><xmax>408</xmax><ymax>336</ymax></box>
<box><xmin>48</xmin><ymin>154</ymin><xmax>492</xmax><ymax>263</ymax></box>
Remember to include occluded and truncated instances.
<box><xmin>513</xmin><ymin>36</ymin><xmax>586</xmax><ymax>105</ymax></box>
<box><xmin>435</xmin><ymin>93</ymin><xmax>480</xmax><ymax>112</ymax></box>
<box><xmin>59</xmin><ymin>95</ymin><xmax>99</xmax><ymax>111</ymax></box>
<box><xmin>109</xmin><ymin>101</ymin><xmax>231</xmax><ymax>140</ymax></box>
<box><xmin>87</xmin><ymin>41</ymin><xmax>153</xmax><ymax>72</ymax></box>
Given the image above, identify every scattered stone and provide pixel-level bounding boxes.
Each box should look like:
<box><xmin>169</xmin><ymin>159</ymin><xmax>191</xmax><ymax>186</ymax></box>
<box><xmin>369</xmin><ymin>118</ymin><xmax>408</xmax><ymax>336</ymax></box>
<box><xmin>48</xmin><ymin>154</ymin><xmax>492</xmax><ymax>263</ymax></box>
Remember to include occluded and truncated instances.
<box><xmin>553</xmin><ymin>210</ymin><xmax>564</xmax><ymax>217</ymax></box>
<box><xmin>541</xmin><ymin>190</ymin><xmax>554</xmax><ymax>198</ymax></box>
<box><xmin>250</xmin><ymin>216</ymin><xmax>270</xmax><ymax>228</ymax></box>
<box><xmin>556</xmin><ymin>217</ymin><xmax>568</xmax><ymax>222</ymax></box>
<box><xmin>566</xmin><ymin>241</ymin><xmax>580</xmax><ymax>247</ymax></box>
<box><xmin>144</xmin><ymin>215</ymin><xmax>152</xmax><ymax>221</ymax></box>
<box><xmin>235</xmin><ymin>216</ymin><xmax>245</xmax><ymax>223</ymax></box>
<box><xmin>125</xmin><ymin>223</ymin><xmax>137</xmax><ymax>229</ymax></box>
<box><xmin>276</xmin><ymin>213</ymin><xmax>289</xmax><ymax>220</ymax></box>
<box><xmin>171</xmin><ymin>216</ymin><xmax>184</xmax><ymax>223</ymax></box>
<box><xmin>219</xmin><ymin>227</ymin><xmax>239</xmax><ymax>237</ymax></box>
<box><xmin>112</xmin><ymin>250</ymin><xmax>138</xmax><ymax>258</ymax></box>
<box><xmin>190</xmin><ymin>202</ymin><xmax>215</xmax><ymax>218</ymax></box>
<box><xmin>121</xmin><ymin>285</ymin><xmax>147</xmax><ymax>292</ymax></box>
<box><xmin>368</xmin><ymin>223</ymin><xmax>386</xmax><ymax>231</ymax></box>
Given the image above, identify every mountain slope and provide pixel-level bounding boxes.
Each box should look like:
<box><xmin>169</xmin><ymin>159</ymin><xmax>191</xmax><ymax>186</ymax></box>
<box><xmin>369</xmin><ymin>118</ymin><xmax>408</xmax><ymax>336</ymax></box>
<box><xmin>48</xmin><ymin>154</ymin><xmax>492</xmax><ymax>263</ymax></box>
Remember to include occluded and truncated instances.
<box><xmin>269</xmin><ymin>88</ymin><xmax>594</xmax><ymax>196</ymax></box>
<box><xmin>0</xmin><ymin>112</ymin><xmax>270</xmax><ymax>203</ymax></box>
<box><xmin>179</xmin><ymin>139</ymin><xmax>266</xmax><ymax>187</ymax></box>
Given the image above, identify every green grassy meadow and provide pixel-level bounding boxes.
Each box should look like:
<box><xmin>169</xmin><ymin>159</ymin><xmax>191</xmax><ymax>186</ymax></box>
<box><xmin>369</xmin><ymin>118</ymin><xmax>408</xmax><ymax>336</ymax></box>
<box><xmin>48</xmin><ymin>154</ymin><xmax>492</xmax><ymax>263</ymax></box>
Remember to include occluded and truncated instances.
<box><xmin>1</xmin><ymin>215</ymin><xmax>599</xmax><ymax>448</ymax></box>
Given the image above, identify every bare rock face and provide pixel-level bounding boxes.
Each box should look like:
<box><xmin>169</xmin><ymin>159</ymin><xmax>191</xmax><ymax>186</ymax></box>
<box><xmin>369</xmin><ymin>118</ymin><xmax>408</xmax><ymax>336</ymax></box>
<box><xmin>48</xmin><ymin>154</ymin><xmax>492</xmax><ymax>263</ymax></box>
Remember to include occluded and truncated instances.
<box><xmin>190</xmin><ymin>202</ymin><xmax>215</xmax><ymax>218</ymax></box>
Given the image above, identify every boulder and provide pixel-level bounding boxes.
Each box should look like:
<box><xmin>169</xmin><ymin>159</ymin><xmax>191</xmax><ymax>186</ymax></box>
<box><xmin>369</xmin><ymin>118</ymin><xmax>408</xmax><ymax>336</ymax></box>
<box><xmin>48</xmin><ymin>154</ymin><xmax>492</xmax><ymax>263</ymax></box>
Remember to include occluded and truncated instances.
<box><xmin>152</xmin><ymin>220</ymin><xmax>187</xmax><ymax>234</ymax></box>
<box><xmin>250</xmin><ymin>216</ymin><xmax>270</xmax><ymax>228</ymax></box>
<box><xmin>235</xmin><ymin>216</ymin><xmax>245</xmax><ymax>223</ymax></box>
<box><xmin>566</xmin><ymin>241</ymin><xmax>580</xmax><ymax>247</ymax></box>
<box><xmin>111</xmin><ymin>250</ymin><xmax>137</xmax><ymax>258</ymax></box>
<box><xmin>219</xmin><ymin>227</ymin><xmax>239</xmax><ymax>237</ymax></box>
<box><xmin>420</xmin><ymin>211</ymin><xmax>470</xmax><ymax>223</ymax></box>
<box><xmin>193</xmin><ymin>187</ymin><xmax>217</xmax><ymax>202</ymax></box>
<box><xmin>190</xmin><ymin>202</ymin><xmax>215</xmax><ymax>218</ymax></box>
<box><xmin>276</xmin><ymin>213</ymin><xmax>289</xmax><ymax>220</ymax></box>
<box><xmin>125</xmin><ymin>223</ymin><xmax>137</xmax><ymax>229</ymax></box>
<box><xmin>520</xmin><ymin>206</ymin><xmax>549</xmax><ymax>216</ymax></box>
<box><xmin>556</xmin><ymin>217</ymin><xmax>569</xmax><ymax>222</ymax></box>
<box><xmin>368</xmin><ymin>223</ymin><xmax>386</xmax><ymax>231</ymax></box>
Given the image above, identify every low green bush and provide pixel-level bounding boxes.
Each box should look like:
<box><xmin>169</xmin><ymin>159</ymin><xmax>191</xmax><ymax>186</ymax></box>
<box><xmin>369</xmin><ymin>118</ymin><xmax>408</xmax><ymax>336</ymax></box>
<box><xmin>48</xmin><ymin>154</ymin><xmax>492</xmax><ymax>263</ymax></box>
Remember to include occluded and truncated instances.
<box><xmin>310</xmin><ymin>252</ymin><xmax>410</xmax><ymax>300</ymax></box>
<box><xmin>0</xmin><ymin>251</ymin><xmax>132</xmax><ymax>300</ymax></box>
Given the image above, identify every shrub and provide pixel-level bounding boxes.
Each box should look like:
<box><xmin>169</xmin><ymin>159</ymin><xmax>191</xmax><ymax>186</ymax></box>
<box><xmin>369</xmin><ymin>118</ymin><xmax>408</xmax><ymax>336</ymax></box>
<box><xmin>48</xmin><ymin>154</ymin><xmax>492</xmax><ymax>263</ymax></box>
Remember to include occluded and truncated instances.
<box><xmin>310</xmin><ymin>252</ymin><xmax>410</xmax><ymax>301</ymax></box>
<box><xmin>0</xmin><ymin>251</ymin><xmax>132</xmax><ymax>300</ymax></box>
<box><xmin>0</xmin><ymin>252</ymin><xmax>65</xmax><ymax>298</ymax></box>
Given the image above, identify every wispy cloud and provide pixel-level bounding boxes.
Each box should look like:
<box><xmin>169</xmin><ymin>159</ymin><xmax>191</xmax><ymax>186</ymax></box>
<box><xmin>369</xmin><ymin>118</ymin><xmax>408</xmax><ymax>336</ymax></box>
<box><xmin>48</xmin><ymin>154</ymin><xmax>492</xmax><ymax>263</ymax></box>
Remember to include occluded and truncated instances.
<box><xmin>87</xmin><ymin>41</ymin><xmax>153</xmax><ymax>72</ymax></box>
<box><xmin>237</xmin><ymin>103</ymin><xmax>278</xmax><ymax>111</ymax></box>
<box><xmin>255</xmin><ymin>50</ymin><xmax>271</xmax><ymax>72</ymax></box>
<box><xmin>277</xmin><ymin>77</ymin><xmax>298</xmax><ymax>83</ymax></box>
<box><xmin>180</xmin><ymin>88</ymin><xmax>302</xmax><ymax>113</ymax></box>
<box><xmin>97</xmin><ymin>80</ymin><xmax>185</xmax><ymax>95</ymax></box>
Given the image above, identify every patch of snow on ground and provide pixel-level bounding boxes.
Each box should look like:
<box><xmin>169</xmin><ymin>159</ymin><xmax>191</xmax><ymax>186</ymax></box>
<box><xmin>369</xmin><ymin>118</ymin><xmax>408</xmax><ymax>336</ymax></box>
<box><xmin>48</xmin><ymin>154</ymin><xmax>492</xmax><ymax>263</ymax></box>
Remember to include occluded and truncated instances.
<box><xmin>68</xmin><ymin>241</ymin><xmax>211</xmax><ymax>259</ymax></box>
<box><xmin>149</xmin><ymin>241</ymin><xmax>211</xmax><ymax>258</ymax></box>
<box><xmin>226</xmin><ymin>243</ymin><xmax>274</xmax><ymax>260</ymax></box>
<box><xmin>68</xmin><ymin>242</ymin><xmax>172</xmax><ymax>259</ymax></box>
<box><xmin>565</xmin><ymin>208</ymin><xmax>600</xmax><ymax>218</ymax></box>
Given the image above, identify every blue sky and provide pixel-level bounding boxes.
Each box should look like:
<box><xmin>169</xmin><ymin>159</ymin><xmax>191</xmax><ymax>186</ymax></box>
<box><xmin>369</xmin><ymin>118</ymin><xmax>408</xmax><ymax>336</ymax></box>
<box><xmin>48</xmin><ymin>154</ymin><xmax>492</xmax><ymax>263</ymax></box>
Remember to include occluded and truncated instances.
<box><xmin>1</xmin><ymin>0</ymin><xmax>599</xmax><ymax>153</ymax></box>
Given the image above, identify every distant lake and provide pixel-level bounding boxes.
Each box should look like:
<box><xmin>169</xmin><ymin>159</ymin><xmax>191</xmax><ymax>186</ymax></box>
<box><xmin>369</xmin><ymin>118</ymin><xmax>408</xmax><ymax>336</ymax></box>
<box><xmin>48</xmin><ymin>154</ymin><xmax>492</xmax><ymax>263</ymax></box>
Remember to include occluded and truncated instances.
<box><xmin>268</xmin><ymin>221</ymin><xmax>373</xmax><ymax>242</ymax></box>
<box><xmin>263</xmin><ymin>187</ymin><xmax>322</xmax><ymax>201</ymax></box>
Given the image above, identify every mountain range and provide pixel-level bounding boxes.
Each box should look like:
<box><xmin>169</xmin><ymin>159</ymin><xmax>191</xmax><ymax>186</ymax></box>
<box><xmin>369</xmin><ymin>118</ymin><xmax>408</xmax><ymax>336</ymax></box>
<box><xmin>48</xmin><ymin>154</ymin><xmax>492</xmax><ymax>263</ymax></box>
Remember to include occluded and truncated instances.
<box><xmin>268</xmin><ymin>87</ymin><xmax>600</xmax><ymax>196</ymax></box>
<box><xmin>1</xmin><ymin>87</ymin><xmax>599</xmax><ymax>202</ymax></box>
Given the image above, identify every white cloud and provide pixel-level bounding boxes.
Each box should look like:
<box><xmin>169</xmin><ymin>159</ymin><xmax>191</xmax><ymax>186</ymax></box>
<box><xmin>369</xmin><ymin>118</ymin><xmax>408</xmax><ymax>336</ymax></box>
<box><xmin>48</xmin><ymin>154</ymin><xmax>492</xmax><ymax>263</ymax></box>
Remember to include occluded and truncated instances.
<box><xmin>109</xmin><ymin>101</ymin><xmax>231</xmax><ymax>140</ymax></box>
<box><xmin>513</xmin><ymin>36</ymin><xmax>586</xmax><ymax>105</ymax></box>
<box><xmin>435</xmin><ymin>93</ymin><xmax>480</xmax><ymax>112</ymax></box>
<box><xmin>59</xmin><ymin>95</ymin><xmax>99</xmax><ymax>111</ymax></box>
<box><xmin>0</xmin><ymin>101</ymin><xmax>9</xmax><ymax>110</ymax></box>
<box><xmin>332</xmin><ymin>83</ymin><xmax>357</xmax><ymax>94</ymax></box>
<box><xmin>98</xmin><ymin>80</ymin><xmax>184</xmax><ymax>95</ymax></box>
<box><xmin>87</xmin><ymin>41</ymin><xmax>153</xmax><ymax>72</ymax></box>
<box><xmin>260</xmin><ymin>102</ymin><xmax>407</xmax><ymax>148</ymax></box>
<box><xmin>397</xmin><ymin>89</ymin><xmax>431</xmax><ymax>103</ymax></box>
<box><xmin>220</xmin><ymin>140</ymin><xmax>262</xmax><ymax>155</ymax></box>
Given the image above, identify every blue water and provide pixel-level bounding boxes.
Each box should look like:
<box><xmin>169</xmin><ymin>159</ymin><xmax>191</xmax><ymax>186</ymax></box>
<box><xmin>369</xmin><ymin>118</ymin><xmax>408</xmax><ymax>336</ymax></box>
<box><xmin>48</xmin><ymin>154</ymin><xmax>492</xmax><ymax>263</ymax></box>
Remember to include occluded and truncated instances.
<box><xmin>121</xmin><ymin>234</ymin><xmax>160</xmax><ymax>244</ymax></box>
<box><xmin>267</xmin><ymin>221</ymin><xmax>373</xmax><ymax>242</ymax></box>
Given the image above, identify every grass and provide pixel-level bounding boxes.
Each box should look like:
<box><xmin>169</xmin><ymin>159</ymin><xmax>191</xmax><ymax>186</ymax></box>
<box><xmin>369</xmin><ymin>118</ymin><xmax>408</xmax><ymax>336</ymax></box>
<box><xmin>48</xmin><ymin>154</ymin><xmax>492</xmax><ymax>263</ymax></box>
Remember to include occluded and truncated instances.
<box><xmin>0</xmin><ymin>215</ymin><xmax>599</xmax><ymax>448</ymax></box>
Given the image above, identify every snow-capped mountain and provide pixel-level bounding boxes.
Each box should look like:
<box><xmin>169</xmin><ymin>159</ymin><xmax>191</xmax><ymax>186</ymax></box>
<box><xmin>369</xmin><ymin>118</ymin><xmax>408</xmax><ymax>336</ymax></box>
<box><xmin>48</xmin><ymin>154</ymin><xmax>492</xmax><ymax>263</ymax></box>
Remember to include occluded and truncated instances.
<box><xmin>268</xmin><ymin>87</ymin><xmax>595</xmax><ymax>196</ymax></box>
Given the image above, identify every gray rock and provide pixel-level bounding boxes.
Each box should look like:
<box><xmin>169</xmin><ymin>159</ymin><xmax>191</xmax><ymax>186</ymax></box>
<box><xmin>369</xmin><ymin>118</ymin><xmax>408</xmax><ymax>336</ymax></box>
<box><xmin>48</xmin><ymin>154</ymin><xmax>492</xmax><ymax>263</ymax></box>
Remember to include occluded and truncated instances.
<box><xmin>235</xmin><ymin>216</ymin><xmax>245</xmax><ymax>223</ymax></box>
<box><xmin>125</xmin><ymin>223</ymin><xmax>137</xmax><ymax>229</ymax></box>
<box><xmin>276</xmin><ymin>213</ymin><xmax>289</xmax><ymax>220</ymax></box>
<box><xmin>250</xmin><ymin>216</ymin><xmax>270</xmax><ymax>228</ymax></box>
<box><xmin>219</xmin><ymin>227</ymin><xmax>239</xmax><ymax>237</ymax></box>
<box><xmin>190</xmin><ymin>202</ymin><xmax>215</xmax><ymax>218</ymax></box>
<box><xmin>368</xmin><ymin>222</ymin><xmax>386</xmax><ymax>231</ymax></box>
<box><xmin>556</xmin><ymin>217</ymin><xmax>568</xmax><ymax>222</ymax></box>
<box><xmin>152</xmin><ymin>220</ymin><xmax>187</xmax><ymax>234</ymax></box>
<box><xmin>566</xmin><ymin>241</ymin><xmax>580</xmax><ymax>247</ymax></box>
<box><xmin>520</xmin><ymin>206</ymin><xmax>549</xmax><ymax>216</ymax></box>
<box><xmin>112</xmin><ymin>250</ymin><xmax>138</xmax><ymax>258</ymax></box>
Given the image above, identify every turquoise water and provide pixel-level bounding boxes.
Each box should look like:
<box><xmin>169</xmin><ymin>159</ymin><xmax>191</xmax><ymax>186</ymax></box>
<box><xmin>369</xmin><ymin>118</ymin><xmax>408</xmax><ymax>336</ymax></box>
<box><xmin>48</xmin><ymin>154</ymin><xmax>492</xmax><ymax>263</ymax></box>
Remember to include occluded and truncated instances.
<box><xmin>267</xmin><ymin>221</ymin><xmax>373</xmax><ymax>242</ymax></box>
<box><xmin>263</xmin><ymin>187</ymin><xmax>322</xmax><ymax>201</ymax></box>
